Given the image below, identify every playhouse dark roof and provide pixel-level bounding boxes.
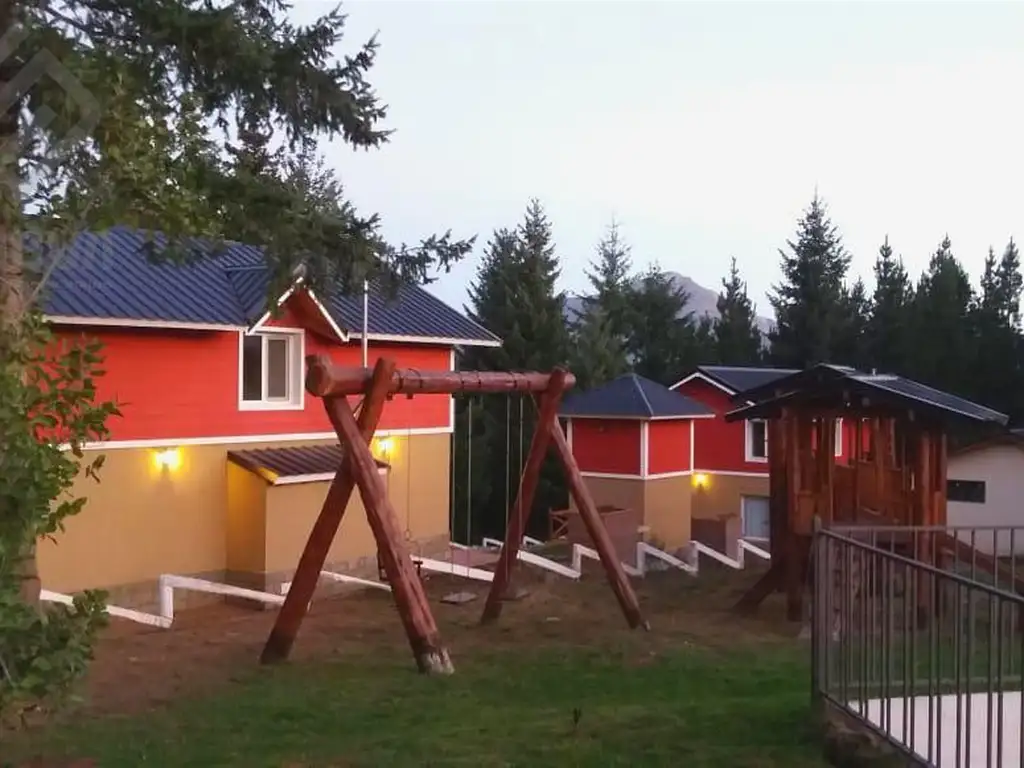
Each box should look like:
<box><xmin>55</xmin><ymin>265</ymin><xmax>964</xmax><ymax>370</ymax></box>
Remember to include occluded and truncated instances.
<box><xmin>560</xmin><ymin>373</ymin><xmax>714</xmax><ymax>419</ymax></box>
<box><xmin>684</xmin><ymin>365</ymin><xmax>799</xmax><ymax>395</ymax></box>
<box><xmin>36</xmin><ymin>227</ymin><xmax>501</xmax><ymax>345</ymax></box>
<box><xmin>228</xmin><ymin>443</ymin><xmax>388</xmax><ymax>483</ymax></box>
<box><xmin>725</xmin><ymin>363</ymin><xmax>1009</xmax><ymax>427</ymax></box>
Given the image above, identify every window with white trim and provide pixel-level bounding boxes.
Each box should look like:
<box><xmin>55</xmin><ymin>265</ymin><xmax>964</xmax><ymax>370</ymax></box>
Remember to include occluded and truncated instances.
<box><xmin>947</xmin><ymin>479</ymin><xmax>986</xmax><ymax>504</ymax></box>
<box><xmin>240</xmin><ymin>331</ymin><xmax>303</xmax><ymax>409</ymax></box>
<box><xmin>745</xmin><ymin>419</ymin><xmax>768</xmax><ymax>462</ymax></box>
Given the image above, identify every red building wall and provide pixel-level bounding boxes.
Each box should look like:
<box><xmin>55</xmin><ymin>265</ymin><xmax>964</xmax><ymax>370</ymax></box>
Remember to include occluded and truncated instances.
<box><xmin>53</xmin><ymin>323</ymin><xmax>452</xmax><ymax>442</ymax></box>
<box><xmin>675</xmin><ymin>379</ymin><xmax>767</xmax><ymax>474</ymax></box>
<box><xmin>647</xmin><ymin>420</ymin><xmax>691</xmax><ymax>475</ymax></box>
<box><xmin>570</xmin><ymin>419</ymin><xmax>641</xmax><ymax>475</ymax></box>
<box><xmin>676</xmin><ymin>377</ymin><xmax>859</xmax><ymax>471</ymax></box>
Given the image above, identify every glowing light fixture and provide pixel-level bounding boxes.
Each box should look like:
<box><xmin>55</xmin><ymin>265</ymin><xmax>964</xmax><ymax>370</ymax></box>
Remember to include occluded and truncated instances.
<box><xmin>153</xmin><ymin>447</ymin><xmax>182</xmax><ymax>472</ymax></box>
<box><xmin>692</xmin><ymin>472</ymin><xmax>709</xmax><ymax>489</ymax></box>
<box><xmin>373</xmin><ymin>436</ymin><xmax>394</xmax><ymax>459</ymax></box>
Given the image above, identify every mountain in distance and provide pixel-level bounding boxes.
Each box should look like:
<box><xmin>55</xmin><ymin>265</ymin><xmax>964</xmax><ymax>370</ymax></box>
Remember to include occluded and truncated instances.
<box><xmin>565</xmin><ymin>271</ymin><xmax>774</xmax><ymax>335</ymax></box>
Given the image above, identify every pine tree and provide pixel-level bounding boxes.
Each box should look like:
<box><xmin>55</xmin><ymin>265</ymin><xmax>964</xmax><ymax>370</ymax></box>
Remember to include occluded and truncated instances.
<box><xmin>713</xmin><ymin>257</ymin><xmax>762</xmax><ymax>365</ymax></box>
<box><xmin>908</xmin><ymin>236</ymin><xmax>975</xmax><ymax>394</ymax></box>
<box><xmin>626</xmin><ymin>264</ymin><xmax>700</xmax><ymax>383</ymax></box>
<box><xmin>465</xmin><ymin>229</ymin><xmax>519</xmax><ymax>370</ymax></box>
<box><xmin>570</xmin><ymin>221</ymin><xmax>632</xmax><ymax>388</ymax></box>
<box><xmin>571</xmin><ymin>306</ymin><xmax>628</xmax><ymax>391</ymax></box>
<box><xmin>833</xmin><ymin>278</ymin><xmax>871</xmax><ymax>370</ymax></box>
<box><xmin>580</xmin><ymin>220</ymin><xmax>634</xmax><ymax>343</ymax></box>
<box><xmin>460</xmin><ymin>200</ymin><xmax>568</xmax><ymax>541</ymax></box>
<box><xmin>768</xmin><ymin>194</ymin><xmax>851</xmax><ymax>367</ymax></box>
<box><xmin>971</xmin><ymin>240</ymin><xmax>1024</xmax><ymax>417</ymax></box>
<box><xmin>866</xmin><ymin>236</ymin><xmax>914</xmax><ymax>374</ymax></box>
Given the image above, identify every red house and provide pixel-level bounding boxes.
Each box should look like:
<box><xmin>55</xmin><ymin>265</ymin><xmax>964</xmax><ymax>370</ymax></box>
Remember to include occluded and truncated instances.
<box><xmin>559</xmin><ymin>373</ymin><xmax>714</xmax><ymax>554</ymax></box>
<box><xmin>37</xmin><ymin>227</ymin><xmax>500</xmax><ymax>610</ymax></box>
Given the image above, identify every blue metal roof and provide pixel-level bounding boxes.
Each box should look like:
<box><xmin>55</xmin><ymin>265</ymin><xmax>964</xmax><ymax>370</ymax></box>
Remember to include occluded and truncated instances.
<box><xmin>725</xmin><ymin>363</ymin><xmax>1009</xmax><ymax>427</ymax></box>
<box><xmin>689</xmin><ymin>365</ymin><xmax>800</xmax><ymax>395</ymax></box>
<box><xmin>37</xmin><ymin>226</ymin><xmax>500</xmax><ymax>345</ymax></box>
<box><xmin>849</xmin><ymin>372</ymin><xmax>1008</xmax><ymax>425</ymax></box>
<box><xmin>560</xmin><ymin>373</ymin><xmax>714</xmax><ymax>419</ymax></box>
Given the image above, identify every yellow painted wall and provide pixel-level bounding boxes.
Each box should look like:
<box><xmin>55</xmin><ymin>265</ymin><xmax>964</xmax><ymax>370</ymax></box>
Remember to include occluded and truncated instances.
<box><xmin>691</xmin><ymin>473</ymin><xmax>768</xmax><ymax>521</ymax></box>
<box><xmin>38</xmin><ymin>433</ymin><xmax>452</xmax><ymax>594</ymax></box>
<box><xmin>642</xmin><ymin>476</ymin><xmax>692</xmax><ymax>550</ymax></box>
<box><xmin>573</xmin><ymin>475</ymin><xmax>693</xmax><ymax>552</ymax></box>
<box><xmin>226</xmin><ymin>463</ymin><xmax>267</xmax><ymax>574</ymax></box>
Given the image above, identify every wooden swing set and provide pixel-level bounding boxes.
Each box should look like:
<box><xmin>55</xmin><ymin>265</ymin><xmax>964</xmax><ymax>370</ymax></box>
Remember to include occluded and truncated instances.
<box><xmin>260</xmin><ymin>355</ymin><xmax>648</xmax><ymax>673</ymax></box>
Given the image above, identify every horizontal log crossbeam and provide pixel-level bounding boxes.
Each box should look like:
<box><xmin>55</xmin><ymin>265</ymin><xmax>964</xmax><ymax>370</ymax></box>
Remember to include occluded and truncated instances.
<box><xmin>305</xmin><ymin>355</ymin><xmax>577</xmax><ymax>397</ymax></box>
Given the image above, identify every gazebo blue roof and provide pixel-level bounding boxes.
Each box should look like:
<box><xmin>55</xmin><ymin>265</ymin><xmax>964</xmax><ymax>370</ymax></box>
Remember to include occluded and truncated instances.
<box><xmin>560</xmin><ymin>373</ymin><xmax>714</xmax><ymax>420</ymax></box>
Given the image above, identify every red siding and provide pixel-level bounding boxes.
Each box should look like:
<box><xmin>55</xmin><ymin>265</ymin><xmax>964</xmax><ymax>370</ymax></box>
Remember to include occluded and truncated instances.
<box><xmin>674</xmin><ymin>379</ymin><xmax>768</xmax><ymax>474</ymax></box>
<box><xmin>676</xmin><ymin>377</ymin><xmax>864</xmax><ymax>471</ymax></box>
<box><xmin>570</xmin><ymin>419</ymin><xmax>641</xmax><ymax>475</ymax></box>
<box><xmin>647</xmin><ymin>420</ymin><xmax>691</xmax><ymax>474</ymax></box>
<box><xmin>54</xmin><ymin>326</ymin><xmax>452</xmax><ymax>441</ymax></box>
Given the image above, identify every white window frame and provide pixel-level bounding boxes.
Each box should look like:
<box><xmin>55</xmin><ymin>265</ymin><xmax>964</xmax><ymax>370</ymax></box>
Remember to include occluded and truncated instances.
<box><xmin>237</xmin><ymin>329</ymin><xmax>305</xmax><ymax>411</ymax></box>
<box><xmin>744</xmin><ymin>419</ymin><xmax>768</xmax><ymax>463</ymax></box>
<box><xmin>834</xmin><ymin>417</ymin><xmax>843</xmax><ymax>457</ymax></box>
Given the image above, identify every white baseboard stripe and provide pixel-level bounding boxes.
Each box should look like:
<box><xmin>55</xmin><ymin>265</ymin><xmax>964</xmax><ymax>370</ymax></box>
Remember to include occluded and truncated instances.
<box><xmin>64</xmin><ymin>426</ymin><xmax>453</xmax><ymax>451</ymax></box>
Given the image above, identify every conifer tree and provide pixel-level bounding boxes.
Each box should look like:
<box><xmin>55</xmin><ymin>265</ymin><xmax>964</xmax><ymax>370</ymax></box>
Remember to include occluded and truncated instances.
<box><xmin>571</xmin><ymin>307</ymin><xmax>628</xmax><ymax>391</ymax></box>
<box><xmin>768</xmin><ymin>194</ymin><xmax>851</xmax><ymax>367</ymax></box>
<box><xmin>833</xmin><ymin>278</ymin><xmax>871</xmax><ymax>371</ymax></box>
<box><xmin>971</xmin><ymin>240</ymin><xmax>1024</xmax><ymax>416</ymax></box>
<box><xmin>626</xmin><ymin>264</ymin><xmax>698</xmax><ymax>383</ymax></box>
<box><xmin>908</xmin><ymin>236</ymin><xmax>975</xmax><ymax>394</ymax></box>
<box><xmin>713</xmin><ymin>257</ymin><xmax>762</xmax><ymax>365</ymax></box>
<box><xmin>571</xmin><ymin>221</ymin><xmax>632</xmax><ymax>388</ymax></box>
<box><xmin>580</xmin><ymin>220</ymin><xmax>634</xmax><ymax>341</ymax></box>
<box><xmin>461</xmin><ymin>200</ymin><xmax>568</xmax><ymax>541</ymax></box>
<box><xmin>866</xmin><ymin>236</ymin><xmax>914</xmax><ymax>374</ymax></box>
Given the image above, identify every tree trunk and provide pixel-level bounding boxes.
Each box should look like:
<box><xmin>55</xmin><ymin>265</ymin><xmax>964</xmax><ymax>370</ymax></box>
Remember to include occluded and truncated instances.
<box><xmin>0</xmin><ymin>0</ymin><xmax>39</xmax><ymax>607</ymax></box>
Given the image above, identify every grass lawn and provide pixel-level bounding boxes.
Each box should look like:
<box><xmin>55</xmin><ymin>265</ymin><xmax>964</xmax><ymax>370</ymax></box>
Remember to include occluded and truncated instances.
<box><xmin>6</xmin><ymin>565</ymin><xmax>833</xmax><ymax>767</ymax></box>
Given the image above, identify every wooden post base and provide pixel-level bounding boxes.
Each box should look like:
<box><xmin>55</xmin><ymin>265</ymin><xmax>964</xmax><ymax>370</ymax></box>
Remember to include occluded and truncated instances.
<box><xmin>416</xmin><ymin>646</ymin><xmax>455</xmax><ymax>675</ymax></box>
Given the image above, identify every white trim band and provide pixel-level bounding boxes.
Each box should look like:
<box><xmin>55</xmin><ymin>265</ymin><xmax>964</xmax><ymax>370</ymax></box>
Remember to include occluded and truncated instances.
<box><xmin>64</xmin><ymin>426</ymin><xmax>453</xmax><ymax>451</ymax></box>
<box><xmin>272</xmin><ymin>467</ymin><xmax>388</xmax><ymax>485</ymax></box>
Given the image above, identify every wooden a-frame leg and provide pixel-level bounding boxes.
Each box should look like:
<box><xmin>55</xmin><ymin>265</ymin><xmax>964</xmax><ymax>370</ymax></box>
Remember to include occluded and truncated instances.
<box><xmin>480</xmin><ymin>370</ymin><xmax>568</xmax><ymax>625</ymax></box>
<box><xmin>261</xmin><ymin>358</ymin><xmax>396</xmax><ymax>664</ymax></box>
<box><xmin>734</xmin><ymin>563</ymin><xmax>782</xmax><ymax>614</ymax></box>
<box><xmin>332</xmin><ymin>395</ymin><xmax>454</xmax><ymax>674</ymax></box>
<box><xmin>549</xmin><ymin>419</ymin><xmax>649</xmax><ymax>631</ymax></box>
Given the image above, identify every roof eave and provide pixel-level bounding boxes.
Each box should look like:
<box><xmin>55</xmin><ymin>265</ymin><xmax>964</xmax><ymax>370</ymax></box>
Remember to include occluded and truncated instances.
<box><xmin>45</xmin><ymin>315</ymin><xmax>246</xmax><ymax>332</ymax></box>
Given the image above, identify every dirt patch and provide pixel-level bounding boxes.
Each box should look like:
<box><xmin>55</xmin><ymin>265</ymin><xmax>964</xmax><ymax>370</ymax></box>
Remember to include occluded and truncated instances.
<box><xmin>70</xmin><ymin>560</ymin><xmax>796</xmax><ymax>717</ymax></box>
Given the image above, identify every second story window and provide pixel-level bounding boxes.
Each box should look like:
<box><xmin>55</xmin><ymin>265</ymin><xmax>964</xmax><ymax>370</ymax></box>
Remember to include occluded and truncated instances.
<box><xmin>745</xmin><ymin>419</ymin><xmax>768</xmax><ymax>462</ymax></box>
<box><xmin>240</xmin><ymin>331</ymin><xmax>303</xmax><ymax>410</ymax></box>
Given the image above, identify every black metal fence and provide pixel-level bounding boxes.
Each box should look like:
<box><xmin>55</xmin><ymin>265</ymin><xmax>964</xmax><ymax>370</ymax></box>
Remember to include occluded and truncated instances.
<box><xmin>812</xmin><ymin>524</ymin><xmax>1024</xmax><ymax>767</ymax></box>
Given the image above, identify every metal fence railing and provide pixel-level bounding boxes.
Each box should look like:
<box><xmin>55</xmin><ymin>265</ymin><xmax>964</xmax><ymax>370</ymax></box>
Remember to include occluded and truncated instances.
<box><xmin>812</xmin><ymin>524</ymin><xmax>1024</xmax><ymax>767</ymax></box>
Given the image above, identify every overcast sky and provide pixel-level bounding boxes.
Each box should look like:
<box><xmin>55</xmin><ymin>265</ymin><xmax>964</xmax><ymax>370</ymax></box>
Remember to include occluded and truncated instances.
<box><xmin>295</xmin><ymin>1</ymin><xmax>1024</xmax><ymax>318</ymax></box>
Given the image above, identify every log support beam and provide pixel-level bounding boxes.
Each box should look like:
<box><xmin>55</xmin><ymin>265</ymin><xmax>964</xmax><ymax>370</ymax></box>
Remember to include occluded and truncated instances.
<box><xmin>481</xmin><ymin>371</ymin><xmax>567</xmax><ymax>624</ymax></box>
<box><xmin>261</xmin><ymin>358</ymin><xmax>395</xmax><ymax>664</ymax></box>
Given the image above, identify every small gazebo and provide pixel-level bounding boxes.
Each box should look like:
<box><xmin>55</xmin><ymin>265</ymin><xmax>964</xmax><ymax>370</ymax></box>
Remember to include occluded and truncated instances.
<box><xmin>723</xmin><ymin>364</ymin><xmax>1008</xmax><ymax>621</ymax></box>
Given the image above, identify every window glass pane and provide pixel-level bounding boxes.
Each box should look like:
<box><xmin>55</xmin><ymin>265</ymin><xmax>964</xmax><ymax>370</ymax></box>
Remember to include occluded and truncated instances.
<box><xmin>750</xmin><ymin>420</ymin><xmax>767</xmax><ymax>458</ymax></box>
<box><xmin>242</xmin><ymin>335</ymin><xmax>263</xmax><ymax>401</ymax></box>
<box><xmin>266</xmin><ymin>336</ymin><xmax>290</xmax><ymax>399</ymax></box>
<box><xmin>947</xmin><ymin>479</ymin><xmax>986</xmax><ymax>504</ymax></box>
